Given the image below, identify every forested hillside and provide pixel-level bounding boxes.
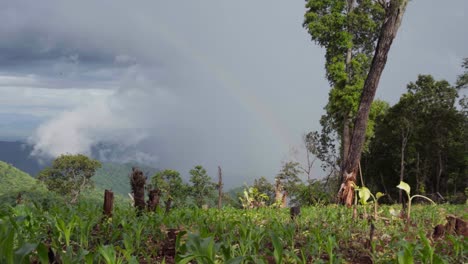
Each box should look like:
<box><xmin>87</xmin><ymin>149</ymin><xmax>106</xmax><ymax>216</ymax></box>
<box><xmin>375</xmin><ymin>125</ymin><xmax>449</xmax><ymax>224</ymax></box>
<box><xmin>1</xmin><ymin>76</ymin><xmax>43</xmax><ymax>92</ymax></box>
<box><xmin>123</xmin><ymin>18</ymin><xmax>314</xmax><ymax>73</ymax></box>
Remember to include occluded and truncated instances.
<box><xmin>0</xmin><ymin>160</ymin><xmax>41</xmax><ymax>196</ymax></box>
<box><xmin>93</xmin><ymin>162</ymin><xmax>160</xmax><ymax>196</ymax></box>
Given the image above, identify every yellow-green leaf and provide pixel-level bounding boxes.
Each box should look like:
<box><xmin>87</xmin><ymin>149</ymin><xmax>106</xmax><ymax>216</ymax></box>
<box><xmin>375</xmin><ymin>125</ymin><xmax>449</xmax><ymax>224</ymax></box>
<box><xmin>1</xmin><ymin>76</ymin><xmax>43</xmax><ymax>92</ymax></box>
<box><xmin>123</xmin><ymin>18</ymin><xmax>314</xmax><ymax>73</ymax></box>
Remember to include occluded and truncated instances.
<box><xmin>376</xmin><ymin>192</ymin><xmax>385</xmax><ymax>199</ymax></box>
<box><xmin>396</xmin><ymin>181</ymin><xmax>411</xmax><ymax>195</ymax></box>
<box><xmin>358</xmin><ymin>186</ymin><xmax>371</xmax><ymax>205</ymax></box>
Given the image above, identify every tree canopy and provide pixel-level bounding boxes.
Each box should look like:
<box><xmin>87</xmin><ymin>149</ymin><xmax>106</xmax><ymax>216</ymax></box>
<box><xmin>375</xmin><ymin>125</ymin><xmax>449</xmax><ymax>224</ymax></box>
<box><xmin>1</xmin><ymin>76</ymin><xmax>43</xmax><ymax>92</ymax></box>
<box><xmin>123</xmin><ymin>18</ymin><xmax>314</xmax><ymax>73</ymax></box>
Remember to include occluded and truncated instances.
<box><xmin>189</xmin><ymin>165</ymin><xmax>215</xmax><ymax>207</ymax></box>
<box><xmin>38</xmin><ymin>154</ymin><xmax>101</xmax><ymax>203</ymax></box>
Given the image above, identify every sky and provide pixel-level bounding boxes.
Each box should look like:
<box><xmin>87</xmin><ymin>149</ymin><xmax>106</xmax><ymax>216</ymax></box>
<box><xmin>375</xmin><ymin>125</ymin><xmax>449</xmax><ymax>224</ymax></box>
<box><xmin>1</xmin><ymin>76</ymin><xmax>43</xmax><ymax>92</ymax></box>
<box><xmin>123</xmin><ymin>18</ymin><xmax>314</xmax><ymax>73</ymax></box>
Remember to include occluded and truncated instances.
<box><xmin>0</xmin><ymin>0</ymin><xmax>467</xmax><ymax>187</ymax></box>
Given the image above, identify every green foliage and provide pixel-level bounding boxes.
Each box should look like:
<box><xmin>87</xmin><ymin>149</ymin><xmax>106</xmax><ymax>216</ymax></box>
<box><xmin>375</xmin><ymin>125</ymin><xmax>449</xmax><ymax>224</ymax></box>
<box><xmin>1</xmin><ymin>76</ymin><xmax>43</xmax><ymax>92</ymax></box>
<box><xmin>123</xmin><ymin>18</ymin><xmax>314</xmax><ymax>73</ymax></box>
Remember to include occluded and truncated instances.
<box><xmin>295</xmin><ymin>180</ymin><xmax>333</xmax><ymax>206</ymax></box>
<box><xmin>276</xmin><ymin>161</ymin><xmax>302</xmax><ymax>196</ymax></box>
<box><xmin>0</xmin><ymin>161</ymin><xmax>44</xmax><ymax>197</ymax></box>
<box><xmin>456</xmin><ymin>57</ymin><xmax>468</xmax><ymax>89</ymax></box>
<box><xmin>38</xmin><ymin>154</ymin><xmax>101</xmax><ymax>203</ymax></box>
<box><xmin>0</xmin><ymin>199</ymin><xmax>466</xmax><ymax>263</ymax></box>
<box><xmin>397</xmin><ymin>181</ymin><xmax>436</xmax><ymax>221</ymax></box>
<box><xmin>252</xmin><ymin>176</ymin><xmax>275</xmax><ymax>205</ymax></box>
<box><xmin>93</xmin><ymin>162</ymin><xmax>159</xmax><ymax>196</ymax></box>
<box><xmin>151</xmin><ymin>169</ymin><xmax>188</xmax><ymax>208</ymax></box>
<box><xmin>239</xmin><ymin>187</ymin><xmax>269</xmax><ymax>209</ymax></box>
<box><xmin>363</xmin><ymin>75</ymin><xmax>467</xmax><ymax>199</ymax></box>
<box><xmin>0</xmin><ymin>161</ymin><xmax>59</xmax><ymax>208</ymax></box>
<box><xmin>304</xmin><ymin>0</ymin><xmax>386</xmax><ymax>160</ymax></box>
<box><xmin>189</xmin><ymin>165</ymin><xmax>215</xmax><ymax>207</ymax></box>
<box><xmin>354</xmin><ymin>184</ymin><xmax>385</xmax><ymax>219</ymax></box>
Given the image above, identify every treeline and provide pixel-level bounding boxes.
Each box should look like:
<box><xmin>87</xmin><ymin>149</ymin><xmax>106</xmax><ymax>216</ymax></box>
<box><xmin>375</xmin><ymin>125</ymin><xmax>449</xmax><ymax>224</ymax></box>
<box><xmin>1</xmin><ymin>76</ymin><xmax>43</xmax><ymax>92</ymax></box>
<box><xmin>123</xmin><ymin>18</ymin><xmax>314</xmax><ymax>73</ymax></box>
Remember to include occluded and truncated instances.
<box><xmin>362</xmin><ymin>74</ymin><xmax>467</xmax><ymax>203</ymax></box>
<box><xmin>303</xmin><ymin>72</ymin><xmax>467</xmax><ymax>204</ymax></box>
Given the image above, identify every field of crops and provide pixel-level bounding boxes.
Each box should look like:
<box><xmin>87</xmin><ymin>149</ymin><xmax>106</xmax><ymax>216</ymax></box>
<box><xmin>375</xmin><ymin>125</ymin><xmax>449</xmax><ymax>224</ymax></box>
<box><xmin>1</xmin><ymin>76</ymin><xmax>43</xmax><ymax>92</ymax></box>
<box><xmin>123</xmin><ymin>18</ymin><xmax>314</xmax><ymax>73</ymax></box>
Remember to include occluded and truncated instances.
<box><xmin>0</xmin><ymin>200</ymin><xmax>466</xmax><ymax>264</ymax></box>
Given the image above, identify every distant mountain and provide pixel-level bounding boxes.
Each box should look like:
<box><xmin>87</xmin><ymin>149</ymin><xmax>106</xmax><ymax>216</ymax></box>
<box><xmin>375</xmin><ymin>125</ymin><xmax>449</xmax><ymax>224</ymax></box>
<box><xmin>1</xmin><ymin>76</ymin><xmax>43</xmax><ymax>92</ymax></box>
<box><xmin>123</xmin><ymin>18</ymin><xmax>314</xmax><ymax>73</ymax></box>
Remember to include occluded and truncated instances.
<box><xmin>0</xmin><ymin>141</ymin><xmax>160</xmax><ymax>196</ymax></box>
<box><xmin>0</xmin><ymin>141</ymin><xmax>45</xmax><ymax>176</ymax></box>
<box><xmin>0</xmin><ymin>160</ymin><xmax>130</xmax><ymax>205</ymax></box>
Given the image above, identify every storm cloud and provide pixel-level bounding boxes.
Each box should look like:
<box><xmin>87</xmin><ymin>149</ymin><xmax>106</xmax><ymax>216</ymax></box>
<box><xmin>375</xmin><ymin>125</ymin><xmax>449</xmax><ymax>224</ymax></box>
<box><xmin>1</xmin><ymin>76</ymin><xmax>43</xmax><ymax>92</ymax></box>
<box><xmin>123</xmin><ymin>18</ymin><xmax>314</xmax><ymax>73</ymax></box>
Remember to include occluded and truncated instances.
<box><xmin>1</xmin><ymin>0</ymin><xmax>467</xmax><ymax>186</ymax></box>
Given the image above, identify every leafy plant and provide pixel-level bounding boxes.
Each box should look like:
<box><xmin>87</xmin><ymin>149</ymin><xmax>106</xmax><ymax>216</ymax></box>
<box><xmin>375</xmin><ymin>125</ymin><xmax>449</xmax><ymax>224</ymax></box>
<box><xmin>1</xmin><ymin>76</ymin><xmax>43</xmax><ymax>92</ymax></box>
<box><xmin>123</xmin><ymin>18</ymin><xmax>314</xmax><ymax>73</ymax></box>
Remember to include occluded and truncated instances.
<box><xmin>354</xmin><ymin>185</ymin><xmax>385</xmax><ymax>219</ymax></box>
<box><xmin>239</xmin><ymin>187</ymin><xmax>269</xmax><ymax>209</ymax></box>
<box><xmin>396</xmin><ymin>181</ymin><xmax>435</xmax><ymax>221</ymax></box>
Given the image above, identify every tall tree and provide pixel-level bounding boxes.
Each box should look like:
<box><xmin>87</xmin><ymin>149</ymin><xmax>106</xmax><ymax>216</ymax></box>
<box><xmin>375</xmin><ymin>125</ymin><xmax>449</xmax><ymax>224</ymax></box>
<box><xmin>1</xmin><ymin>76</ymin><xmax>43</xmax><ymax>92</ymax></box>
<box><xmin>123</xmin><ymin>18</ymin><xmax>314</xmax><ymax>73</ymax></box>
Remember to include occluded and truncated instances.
<box><xmin>339</xmin><ymin>0</ymin><xmax>409</xmax><ymax>206</ymax></box>
<box><xmin>189</xmin><ymin>165</ymin><xmax>215</xmax><ymax>207</ymax></box>
<box><xmin>304</xmin><ymin>0</ymin><xmax>385</xmax><ymax>181</ymax></box>
<box><xmin>38</xmin><ymin>154</ymin><xmax>101</xmax><ymax>203</ymax></box>
<box><xmin>151</xmin><ymin>169</ymin><xmax>187</xmax><ymax>210</ymax></box>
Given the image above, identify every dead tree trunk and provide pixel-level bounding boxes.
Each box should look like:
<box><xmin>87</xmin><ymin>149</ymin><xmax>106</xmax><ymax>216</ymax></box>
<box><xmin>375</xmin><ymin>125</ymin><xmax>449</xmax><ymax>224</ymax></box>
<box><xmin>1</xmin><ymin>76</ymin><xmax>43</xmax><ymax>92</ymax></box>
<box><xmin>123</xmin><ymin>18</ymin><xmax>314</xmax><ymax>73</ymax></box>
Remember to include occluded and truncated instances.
<box><xmin>339</xmin><ymin>0</ymin><xmax>409</xmax><ymax>206</ymax></box>
<box><xmin>164</xmin><ymin>197</ymin><xmax>173</xmax><ymax>214</ymax></box>
<box><xmin>147</xmin><ymin>189</ymin><xmax>161</xmax><ymax>212</ymax></box>
<box><xmin>103</xmin><ymin>189</ymin><xmax>114</xmax><ymax>217</ymax></box>
<box><xmin>217</xmin><ymin>166</ymin><xmax>223</xmax><ymax>209</ymax></box>
<box><xmin>274</xmin><ymin>178</ymin><xmax>284</xmax><ymax>207</ymax></box>
<box><xmin>130</xmin><ymin>167</ymin><xmax>146</xmax><ymax>213</ymax></box>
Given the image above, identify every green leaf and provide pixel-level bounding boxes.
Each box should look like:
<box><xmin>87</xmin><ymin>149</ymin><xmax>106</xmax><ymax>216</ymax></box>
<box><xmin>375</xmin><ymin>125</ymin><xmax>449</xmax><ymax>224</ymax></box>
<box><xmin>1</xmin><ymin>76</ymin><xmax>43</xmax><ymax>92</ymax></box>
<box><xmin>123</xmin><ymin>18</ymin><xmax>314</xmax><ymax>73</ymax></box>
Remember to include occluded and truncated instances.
<box><xmin>225</xmin><ymin>256</ymin><xmax>245</xmax><ymax>264</ymax></box>
<box><xmin>36</xmin><ymin>243</ymin><xmax>49</xmax><ymax>264</ymax></box>
<box><xmin>397</xmin><ymin>249</ymin><xmax>414</xmax><ymax>264</ymax></box>
<box><xmin>396</xmin><ymin>181</ymin><xmax>411</xmax><ymax>196</ymax></box>
<box><xmin>358</xmin><ymin>186</ymin><xmax>371</xmax><ymax>205</ymax></box>
<box><xmin>15</xmin><ymin>243</ymin><xmax>37</xmax><ymax>263</ymax></box>
<box><xmin>270</xmin><ymin>232</ymin><xmax>283</xmax><ymax>264</ymax></box>
<box><xmin>376</xmin><ymin>192</ymin><xmax>385</xmax><ymax>199</ymax></box>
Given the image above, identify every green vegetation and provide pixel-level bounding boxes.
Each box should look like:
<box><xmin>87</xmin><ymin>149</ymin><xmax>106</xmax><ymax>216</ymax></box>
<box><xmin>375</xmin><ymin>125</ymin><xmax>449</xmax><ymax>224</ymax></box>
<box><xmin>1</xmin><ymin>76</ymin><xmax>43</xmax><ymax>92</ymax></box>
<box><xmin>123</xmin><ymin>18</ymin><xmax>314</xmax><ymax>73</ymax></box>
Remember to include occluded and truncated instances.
<box><xmin>0</xmin><ymin>198</ymin><xmax>465</xmax><ymax>263</ymax></box>
<box><xmin>189</xmin><ymin>165</ymin><xmax>215</xmax><ymax>208</ymax></box>
<box><xmin>0</xmin><ymin>2</ymin><xmax>466</xmax><ymax>263</ymax></box>
<box><xmin>38</xmin><ymin>154</ymin><xmax>101</xmax><ymax>203</ymax></box>
<box><xmin>94</xmin><ymin>162</ymin><xmax>160</xmax><ymax>197</ymax></box>
<box><xmin>0</xmin><ymin>161</ymin><xmax>41</xmax><ymax>196</ymax></box>
<box><xmin>151</xmin><ymin>169</ymin><xmax>188</xmax><ymax>209</ymax></box>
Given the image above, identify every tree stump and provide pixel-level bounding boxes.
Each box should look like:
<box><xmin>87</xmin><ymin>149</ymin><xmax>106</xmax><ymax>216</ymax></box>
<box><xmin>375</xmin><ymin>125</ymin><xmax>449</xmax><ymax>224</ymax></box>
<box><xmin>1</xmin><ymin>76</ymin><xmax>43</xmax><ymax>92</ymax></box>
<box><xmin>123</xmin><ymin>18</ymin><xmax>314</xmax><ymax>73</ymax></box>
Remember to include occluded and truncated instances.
<box><xmin>103</xmin><ymin>189</ymin><xmax>114</xmax><ymax>217</ymax></box>
<box><xmin>290</xmin><ymin>206</ymin><xmax>301</xmax><ymax>220</ymax></box>
<box><xmin>130</xmin><ymin>167</ymin><xmax>146</xmax><ymax>213</ymax></box>
<box><xmin>147</xmin><ymin>189</ymin><xmax>161</xmax><ymax>212</ymax></box>
<box><xmin>433</xmin><ymin>215</ymin><xmax>468</xmax><ymax>239</ymax></box>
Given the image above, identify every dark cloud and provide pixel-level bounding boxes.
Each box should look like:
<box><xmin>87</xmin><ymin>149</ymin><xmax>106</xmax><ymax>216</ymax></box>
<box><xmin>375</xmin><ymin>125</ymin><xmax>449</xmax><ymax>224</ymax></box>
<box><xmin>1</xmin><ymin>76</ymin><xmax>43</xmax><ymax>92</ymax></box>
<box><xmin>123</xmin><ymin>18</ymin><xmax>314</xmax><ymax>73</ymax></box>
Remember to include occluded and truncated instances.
<box><xmin>0</xmin><ymin>0</ymin><xmax>467</xmax><ymax>187</ymax></box>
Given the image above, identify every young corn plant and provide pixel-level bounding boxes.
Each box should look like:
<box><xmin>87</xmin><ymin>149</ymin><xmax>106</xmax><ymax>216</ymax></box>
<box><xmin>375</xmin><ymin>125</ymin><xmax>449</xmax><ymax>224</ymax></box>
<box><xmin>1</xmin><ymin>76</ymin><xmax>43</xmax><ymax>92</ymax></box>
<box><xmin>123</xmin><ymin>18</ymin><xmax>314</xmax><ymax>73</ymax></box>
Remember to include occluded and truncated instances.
<box><xmin>396</xmin><ymin>181</ymin><xmax>435</xmax><ymax>221</ymax></box>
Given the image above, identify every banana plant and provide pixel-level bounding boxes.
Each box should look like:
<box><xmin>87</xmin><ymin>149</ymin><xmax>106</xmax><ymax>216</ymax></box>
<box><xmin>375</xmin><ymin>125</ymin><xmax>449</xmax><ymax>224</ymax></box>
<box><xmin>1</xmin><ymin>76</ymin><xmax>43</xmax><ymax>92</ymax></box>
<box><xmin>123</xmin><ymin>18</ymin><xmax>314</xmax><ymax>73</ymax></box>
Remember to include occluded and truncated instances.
<box><xmin>354</xmin><ymin>184</ymin><xmax>385</xmax><ymax>219</ymax></box>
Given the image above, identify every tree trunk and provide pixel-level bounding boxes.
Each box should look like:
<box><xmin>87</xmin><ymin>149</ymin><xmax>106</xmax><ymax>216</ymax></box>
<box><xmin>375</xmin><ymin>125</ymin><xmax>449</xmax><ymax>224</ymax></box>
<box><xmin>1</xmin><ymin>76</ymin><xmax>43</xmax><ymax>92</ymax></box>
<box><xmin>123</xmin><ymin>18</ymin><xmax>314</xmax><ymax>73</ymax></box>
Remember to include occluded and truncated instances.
<box><xmin>340</xmin><ymin>0</ymin><xmax>409</xmax><ymax>206</ymax></box>
<box><xmin>130</xmin><ymin>167</ymin><xmax>146</xmax><ymax>213</ymax></box>
<box><xmin>341</xmin><ymin>115</ymin><xmax>351</xmax><ymax>183</ymax></box>
<box><xmin>218</xmin><ymin>166</ymin><xmax>223</xmax><ymax>209</ymax></box>
<box><xmin>416</xmin><ymin>152</ymin><xmax>420</xmax><ymax>193</ymax></box>
<box><xmin>399</xmin><ymin>130</ymin><xmax>408</xmax><ymax>203</ymax></box>
<box><xmin>147</xmin><ymin>189</ymin><xmax>161</xmax><ymax>212</ymax></box>
<box><xmin>436</xmin><ymin>151</ymin><xmax>443</xmax><ymax>194</ymax></box>
<box><xmin>103</xmin><ymin>189</ymin><xmax>114</xmax><ymax>217</ymax></box>
<box><xmin>340</xmin><ymin>0</ymin><xmax>354</xmax><ymax>183</ymax></box>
